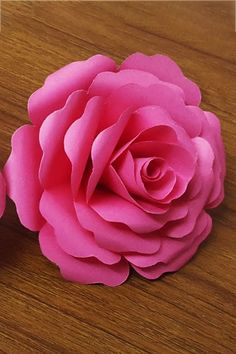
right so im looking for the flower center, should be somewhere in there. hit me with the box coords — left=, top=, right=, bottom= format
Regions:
left=142, top=158, right=166, bottom=182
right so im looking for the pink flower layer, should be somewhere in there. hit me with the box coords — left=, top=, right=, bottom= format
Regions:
left=4, top=53, right=225, bottom=286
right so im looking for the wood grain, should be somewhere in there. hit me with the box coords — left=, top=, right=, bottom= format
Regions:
left=0, top=2, right=235, bottom=353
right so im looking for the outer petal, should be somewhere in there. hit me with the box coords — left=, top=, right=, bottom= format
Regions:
left=3, top=125, right=44, bottom=231
left=89, top=69, right=184, bottom=100
left=75, top=197, right=161, bottom=254
left=90, top=188, right=188, bottom=235
left=133, top=212, right=212, bottom=279
left=39, top=185, right=120, bottom=265
left=0, top=172, right=6, bottom=217
left=204, top=112, right=225, bottom=178
left=120, top=53, right=201, bottom=106
left=126, top=211, right=210, bottom=268
left=39, top=90, right=88, bottom=189
left=203, top=112, right=226, bottom=208
left=28, top=54, right=116, bottom=126
left=39, top=223, right=129, bottom=286
left=165, top=138, right=215, bottom=238
left=105, top=84, right=201, bottom=137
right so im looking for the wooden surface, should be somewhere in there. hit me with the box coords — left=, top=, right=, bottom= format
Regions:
left=0, top=1, right=236, bottom=353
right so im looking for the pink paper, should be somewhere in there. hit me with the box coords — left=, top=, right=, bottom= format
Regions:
left=4, top=53, right=225, bottom=286
left=0, top=171, right=6, bottom=218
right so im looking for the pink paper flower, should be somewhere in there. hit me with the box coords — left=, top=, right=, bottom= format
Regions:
left=0, top=172, right=6, bottom=218
left=4, top=53, right=225, bottom=286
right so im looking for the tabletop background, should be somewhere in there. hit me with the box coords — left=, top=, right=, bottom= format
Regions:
left=0, top=1, right=235, bottom=353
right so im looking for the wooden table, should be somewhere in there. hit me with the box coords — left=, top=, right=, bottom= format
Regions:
left=0, top=2, right=235, bottom=353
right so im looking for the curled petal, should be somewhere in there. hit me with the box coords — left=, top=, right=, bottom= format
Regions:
left=3, top=125, right=44, bottom=231
left=86, top=108, right=132, bottom=201
left=145, top=170, right=177, bottom=200
left=39, top=90, right=88, bottom=189
left=135, top=157, right=176, bottom=200
left=39, top=223, right=129, bottom=286
left=130, top=141, right=195, bottom=182
left=121, top=106, right=196, bottom=157
left=120, top=53, right=201, bottom=106
left=114, top=150, right=142, bottom=196
left=141, top=157, right=167, bottom=182
left=115, top=150, right=177, bottom=202
left=102, top=164, right=168, bottom=214
left=29, top=54, right=116, bottom=126
left=64, top=96, right=104, bottom=197
left=116, top=106, right=177, bottom=150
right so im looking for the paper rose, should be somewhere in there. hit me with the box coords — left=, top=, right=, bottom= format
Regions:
left=4, top=53, right=225, bottom=286
left=0, top=171, right=6, bottom=218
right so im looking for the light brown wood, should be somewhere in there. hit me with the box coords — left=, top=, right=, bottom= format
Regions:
left=0, top=2, right=235, bottom=353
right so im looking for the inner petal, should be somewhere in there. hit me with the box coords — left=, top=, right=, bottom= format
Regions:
left=135, top=156, right=177, bottom=201
left=145, top=170, right=177, bottom=200
left=131, top=141, right=195, bottom=182
left=141, top=157, right=167, bottom=182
